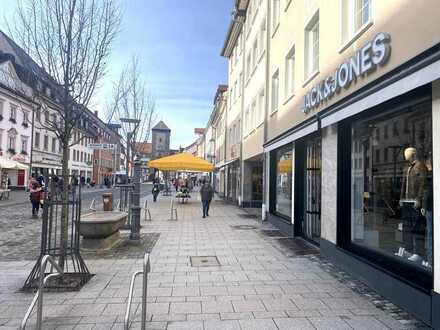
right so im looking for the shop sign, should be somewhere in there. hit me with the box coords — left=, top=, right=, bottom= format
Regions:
left=303, top=32, right=391, bottom=114
left=88, top=143, right=116, bottom=150
left=11, top=154, right=28, bottom=163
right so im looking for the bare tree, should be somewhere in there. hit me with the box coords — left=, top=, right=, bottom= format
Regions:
left=106, top=56, right=157, bottom=175
left=9, top=0, right=121, bottom=270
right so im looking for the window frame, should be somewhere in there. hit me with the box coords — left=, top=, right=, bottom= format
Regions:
left=271, top=69, right=280, bottom=114
left=284, top=45, right=296, bottom=100
left=304, top=11, right=320, bottom=80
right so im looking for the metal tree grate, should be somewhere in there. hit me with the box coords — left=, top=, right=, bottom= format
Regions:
left=190, top=256, right=220, bottom=267
left=23, top=176, right=92, bottom=291
left=230, top=225, right=257, bottom=230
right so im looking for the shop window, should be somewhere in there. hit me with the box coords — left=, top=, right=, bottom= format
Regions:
left=274, top=144, right=293, bottom=218
left=351, top=101, right=433, bottom=278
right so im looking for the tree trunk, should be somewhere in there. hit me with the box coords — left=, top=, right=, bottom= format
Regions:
left=58, top=133, right=70, bottom=270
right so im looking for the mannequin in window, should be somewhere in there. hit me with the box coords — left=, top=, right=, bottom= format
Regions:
left=400, top=147, right=427, bottom=262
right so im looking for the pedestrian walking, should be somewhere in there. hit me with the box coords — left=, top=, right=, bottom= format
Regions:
left=29, top=174, right=42, bottom=218
left=152, top=180, right=160, bottom=202
left=200, top=179, right=214, bottom=218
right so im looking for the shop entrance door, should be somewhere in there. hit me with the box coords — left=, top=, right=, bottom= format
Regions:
left=17, top=170, right=25, bottom=186
left=304, top=137, right=321, bottom=243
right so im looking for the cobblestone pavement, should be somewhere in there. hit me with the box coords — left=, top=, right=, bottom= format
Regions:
left=0, top=192, right=430, bottom=329
left=0, top=184, right=152, bottom=261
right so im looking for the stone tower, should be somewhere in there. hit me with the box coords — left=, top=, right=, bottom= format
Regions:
left=151, top=121, right=171, bottom=159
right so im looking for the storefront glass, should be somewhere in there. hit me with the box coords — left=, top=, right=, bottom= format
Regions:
left=275, top=144, right=293, bottom=218
left=351, top=101, right=433, bottom=273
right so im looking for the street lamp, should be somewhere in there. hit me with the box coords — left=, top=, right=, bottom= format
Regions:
left=120, top=118, right=141, bottom=178
left=120, top=117, right=141, bottom=242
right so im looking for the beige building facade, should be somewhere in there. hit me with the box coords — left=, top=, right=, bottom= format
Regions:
left=212, top=0, right=440, bottom=326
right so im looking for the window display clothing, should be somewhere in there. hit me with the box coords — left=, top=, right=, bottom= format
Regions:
left=400, top=159, right=427, bottom=259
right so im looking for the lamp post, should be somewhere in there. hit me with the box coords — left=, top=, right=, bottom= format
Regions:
left=131, top=154, right=141, bottom=241
left=120, top=117, right=141, bottom=242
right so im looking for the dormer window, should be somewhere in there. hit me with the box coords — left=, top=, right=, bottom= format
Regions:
left=45, top=111, right=50, bottom=124
left=45, top=86, right=51, bottom=97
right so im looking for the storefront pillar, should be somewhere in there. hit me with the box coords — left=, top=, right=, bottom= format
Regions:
left=321, top=124, right=338, bottom=244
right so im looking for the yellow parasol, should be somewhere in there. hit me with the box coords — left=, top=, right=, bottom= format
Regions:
left=277, top=158, right=293, bottom=174
left=148, top=153, right=214, bottom=172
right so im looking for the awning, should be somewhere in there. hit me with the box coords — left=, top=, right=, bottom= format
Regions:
left=0, top=158, right=28, bottom=170
left=148, top=153, right=214, bottom=172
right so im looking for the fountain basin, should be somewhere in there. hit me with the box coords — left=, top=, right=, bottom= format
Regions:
left=80, top=211, right=128, bottom=239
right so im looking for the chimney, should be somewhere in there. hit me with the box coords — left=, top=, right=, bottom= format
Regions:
left=94, top=111, right=98, bottom=116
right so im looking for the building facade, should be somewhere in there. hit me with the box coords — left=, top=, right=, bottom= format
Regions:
left=0, top=57, right=34, bottom=189
left=0, top=31, right=122, bottom=186
left=205, top=0, right=440, bottom=326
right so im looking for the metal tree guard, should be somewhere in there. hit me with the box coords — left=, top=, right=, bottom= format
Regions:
left=23, top=176, right=91, bottom=290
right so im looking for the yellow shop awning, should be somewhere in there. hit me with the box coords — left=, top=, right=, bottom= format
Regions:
left=148, top=153, right=214, bottom=172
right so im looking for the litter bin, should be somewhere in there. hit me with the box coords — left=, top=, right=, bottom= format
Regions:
left=102, top=193, right=113, bottom=211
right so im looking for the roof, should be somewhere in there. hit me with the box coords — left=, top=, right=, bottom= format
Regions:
left=0, top=30, right=56, bottom=87
left=220, top=0, right=249, bottom=58
left=134, top=142, right=152, bottom=155
left=194, top=128, right=205, bottom=135
left=152, top=120, right=170, bottom=131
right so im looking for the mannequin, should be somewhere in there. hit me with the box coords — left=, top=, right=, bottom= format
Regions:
left=400, top=147, right=427, bottom=262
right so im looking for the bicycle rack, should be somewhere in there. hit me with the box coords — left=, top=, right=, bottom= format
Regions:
left=169, top=199, right=178, bottom=221
left=143, top=199, right=152, bottom=221
left=124, top=253, right=151, bottom=330
left=21, top=255, right=64, bottom=330
left=89, top=198, right=96, bottom=212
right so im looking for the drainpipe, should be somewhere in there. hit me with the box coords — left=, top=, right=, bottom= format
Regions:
left=262, top=0, right=272, bottom=221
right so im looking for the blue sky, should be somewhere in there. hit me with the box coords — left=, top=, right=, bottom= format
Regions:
left=0, top=0, right=233, bottom=148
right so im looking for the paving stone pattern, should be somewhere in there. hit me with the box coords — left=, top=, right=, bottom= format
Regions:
left=0, top=191, right=430, bottom=329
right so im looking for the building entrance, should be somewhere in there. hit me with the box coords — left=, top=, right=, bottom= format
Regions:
left=304, top=136, right=322, bottom=243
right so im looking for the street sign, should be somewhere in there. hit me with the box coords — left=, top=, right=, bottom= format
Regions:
left=88, top=143, right=116, bottom=150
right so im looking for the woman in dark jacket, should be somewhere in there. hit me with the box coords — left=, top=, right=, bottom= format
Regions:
left=152, top=180, right=160, bottom=202
left=200, top=180, right=214, bottom=218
